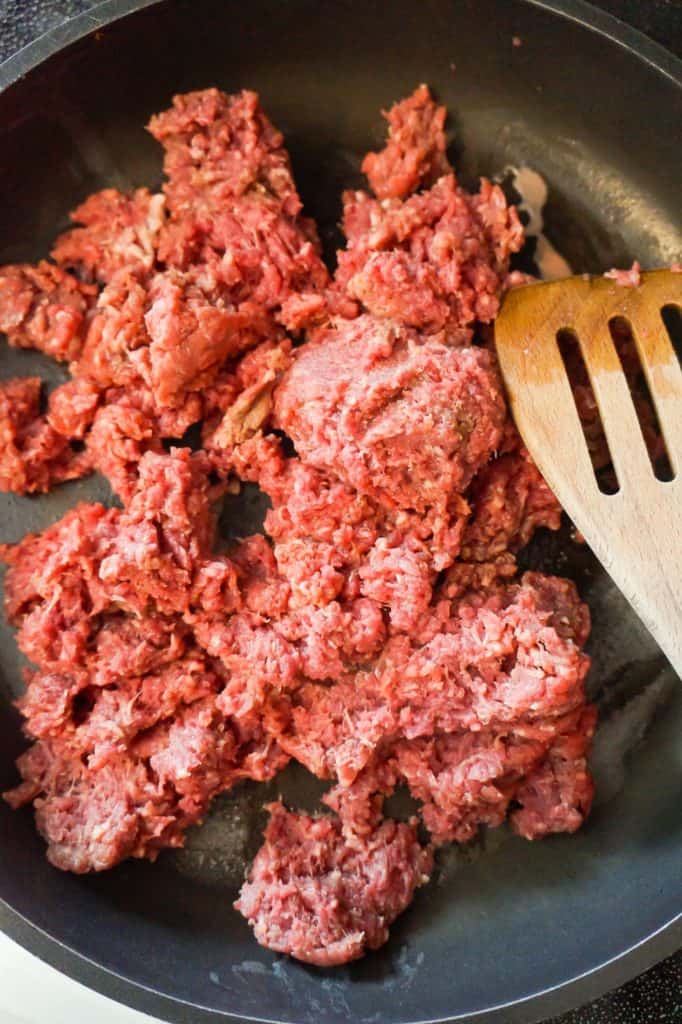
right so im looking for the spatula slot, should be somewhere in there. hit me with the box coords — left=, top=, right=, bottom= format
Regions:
left=608, top=316, right=673, bottom=482
left=556, top=327, right=619, bottom=494
left=661, top=303, right=682, bottom=366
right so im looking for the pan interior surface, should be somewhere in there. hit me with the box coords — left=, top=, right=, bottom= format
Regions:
left=0, top=2, right=680, bottom=1022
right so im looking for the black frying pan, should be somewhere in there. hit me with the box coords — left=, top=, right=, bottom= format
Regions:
left=0, top=2, right=680, bottom=1022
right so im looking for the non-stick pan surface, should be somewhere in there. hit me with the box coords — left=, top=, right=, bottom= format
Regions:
left=0, top=2, right=680, bottom=1022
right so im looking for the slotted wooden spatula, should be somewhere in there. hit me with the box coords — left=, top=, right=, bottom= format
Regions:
left=495, top=269, right=682, bottom=676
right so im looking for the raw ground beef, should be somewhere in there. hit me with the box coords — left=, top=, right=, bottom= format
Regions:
left=0, top=88, right=327, bottom=499
left=6, top=696, right=287, bottom=873
left=361, top=83, right=450, bottom=200
left=460, top=446, right=562, bottom=561
left=47, top=378, right=101, bottom=440
left=263, top=573, right=590, bottom=787
left=2, top=450, right=288, bottom=873
left=52, top=188, right=166, bottom=284
left=603, top=260, right=642, bottom=288
left=235, top=802, right=432, bottom=966
left=335, top=171, right=524, bottom=342
left=1, top=85, right=597, bottom=966
left=0, top=377, right=91, bottom=494
left=273, top=315, right=506, bottom=511
left=147, top=88, right=333, bottom=327
left=0, top=261, right=96, bottom=362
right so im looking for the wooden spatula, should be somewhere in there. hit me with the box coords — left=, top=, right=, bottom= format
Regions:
left=495, top=269, right=682, bottom=676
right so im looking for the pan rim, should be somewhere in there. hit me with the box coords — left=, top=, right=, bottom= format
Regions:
left=1, top=0, right=682, bottom=94
left=1, top=896, right=681, bottom=1024
left=0, top=1, right=680, bottom=1022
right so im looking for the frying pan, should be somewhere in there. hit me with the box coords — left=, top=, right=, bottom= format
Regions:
left=0, top=1, right=680, bottom=1022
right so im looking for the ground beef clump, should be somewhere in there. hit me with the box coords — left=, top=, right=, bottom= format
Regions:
left=52, top=188, right=166, bottom=284
left=235, top=802, right=432, bottom=966
left=336, top=134, right=524, bottom=341
left=460, top=446, right=562, bottom=561
left=0, top=261, right=96, bottom=363
left=2, top=450, right=288, bottom=873
left=274, top=315, right=506, bottom=511
left=0, top=378, right=91, bottom=494
left=1, top=85, right=596, bottom=967
left=0, top=88, right=325, bottom=498
left=362, top=83, right=451, bottom=199
left=6, top=694, right=286, bottom=874
left=147, top=88, right=333, bottom=327
left=264, top=573, right=591, bottom=787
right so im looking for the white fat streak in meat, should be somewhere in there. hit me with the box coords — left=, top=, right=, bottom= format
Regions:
left=509, top=166, right=573, bottom=281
